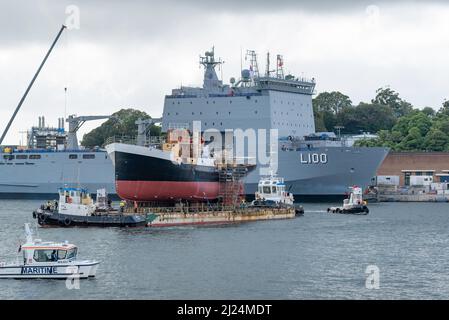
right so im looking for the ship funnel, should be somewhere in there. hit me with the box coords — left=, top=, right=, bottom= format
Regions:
left=58, top=117, right=64, bottom=130
left=38, top=116, right=41, bottom=128
left=42, top=116, right=45, bottom=128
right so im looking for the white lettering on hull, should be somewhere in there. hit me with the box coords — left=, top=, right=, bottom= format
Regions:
left=300, top=153, right=328, bottom=164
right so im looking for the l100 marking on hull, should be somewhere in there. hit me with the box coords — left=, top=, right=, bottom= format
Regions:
left=300, top=153, right=328, bottom=164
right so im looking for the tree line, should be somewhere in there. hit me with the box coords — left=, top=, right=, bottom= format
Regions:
left=313, top=88, right=449, bottom=152
left=81, top=108, right=161, bottom=148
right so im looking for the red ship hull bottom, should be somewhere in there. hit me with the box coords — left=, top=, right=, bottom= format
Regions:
left=116, top=180, right=220, bottom=201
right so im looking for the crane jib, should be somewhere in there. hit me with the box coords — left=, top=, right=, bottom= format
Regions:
left=0, top=25, right=67, bottom=145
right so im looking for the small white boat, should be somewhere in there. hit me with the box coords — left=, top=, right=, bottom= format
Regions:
left=252, top=172, right=304, bottom=214
left=327, top=186, right=369, bottom=215
left=0, top=223, right=100, bottom=279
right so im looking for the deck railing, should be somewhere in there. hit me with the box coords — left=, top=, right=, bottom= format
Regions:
left=103, top=135, right=165, bottom=147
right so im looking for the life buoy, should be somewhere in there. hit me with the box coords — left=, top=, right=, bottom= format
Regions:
left=38, top=214, right=47, bottom=224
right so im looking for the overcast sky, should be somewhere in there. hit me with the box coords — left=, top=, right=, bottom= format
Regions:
left=1, top=0, right=448, bottom=145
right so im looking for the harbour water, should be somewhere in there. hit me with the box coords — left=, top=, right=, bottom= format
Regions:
left=1, top=200, right=448, bottom=299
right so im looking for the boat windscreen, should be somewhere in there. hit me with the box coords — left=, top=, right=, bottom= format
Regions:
left=66, top=248, right=77, bottom=259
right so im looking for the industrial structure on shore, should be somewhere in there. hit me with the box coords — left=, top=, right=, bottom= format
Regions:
left=375, top=152, right=449, bottom=202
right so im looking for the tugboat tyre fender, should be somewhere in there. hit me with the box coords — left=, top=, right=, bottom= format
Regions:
left=64, top=218, right=72, bottom=227
left=38, top=214, right=47, bottom=224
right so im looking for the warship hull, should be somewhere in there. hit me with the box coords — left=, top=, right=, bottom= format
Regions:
left=1, top=145, right=388, bottom=200
left=245, top=146, right=389, bottom=200
left=107, top=143, right=388, bottom=201
left=107, top=143, right=221, bottom=202
left=0, top=150, right=115, bottom=199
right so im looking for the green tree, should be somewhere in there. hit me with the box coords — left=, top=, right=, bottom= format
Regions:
left=313, top=91, right=352, bottom=114
left=372, top=87, right=413, bottom=118
left=406, top=112, right=432, bottom=136
left=313, top=91, right=352, bottom=131
left=433, top=114, right=449, bottom=136
left=391, top=111, right=432, bottom=137
left=423, top=129, right=449, bottom=151
left=81, top=108, right=161, bottom=147
left=398, top=127, right=424, bottom=151
left=421, top=107, right=436, bottom=117
left=313, top=106, right=327, bottom=132
left=437, top=100, right=449, bottom=116
left=337, top=103, right=396, bottom=134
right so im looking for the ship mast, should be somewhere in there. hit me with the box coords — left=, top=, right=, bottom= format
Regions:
left=0, top=25, right=66, bottom=145
left=276, top=54, right=284, bottom=79
left=199, top=47, right=223, bottom=89
left=245, top=50, right=260, bottom=81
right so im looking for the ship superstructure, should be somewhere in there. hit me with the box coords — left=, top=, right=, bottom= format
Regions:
left=0, top=116, right=115, bottom=198
left=160, top=48, right=389, bottom=199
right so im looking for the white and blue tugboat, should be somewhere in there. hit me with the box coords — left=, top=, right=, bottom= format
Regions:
left=32, top=187, right=148, bottom=228
left=327, top=186, right=369, bottom=215
left=251, top=172, right=304, bottom=215
left=0, top=224, right=100, bottom=279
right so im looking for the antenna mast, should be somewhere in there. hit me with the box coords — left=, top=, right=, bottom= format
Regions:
left=276, top=54, right=284, bottom=79
left=245, top=50, right=260, bottom=82
left=265, top=52, right=270, bottom=77
left=0, top=25, right=66, bottom=145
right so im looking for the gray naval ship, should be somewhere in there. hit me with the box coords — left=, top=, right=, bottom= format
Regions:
left=0, top=116, right=115, bottom=199
left=160, top=49, right=389, bottom=200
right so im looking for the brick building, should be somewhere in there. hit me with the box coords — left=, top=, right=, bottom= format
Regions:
left=377, top=152, right=449, bottom=186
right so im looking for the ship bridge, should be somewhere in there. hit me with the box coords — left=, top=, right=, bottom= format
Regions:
left=162, top=48, right=316, bottom=139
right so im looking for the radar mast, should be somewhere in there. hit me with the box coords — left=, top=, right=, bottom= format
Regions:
left=199, top=47, right=223, bottom=89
